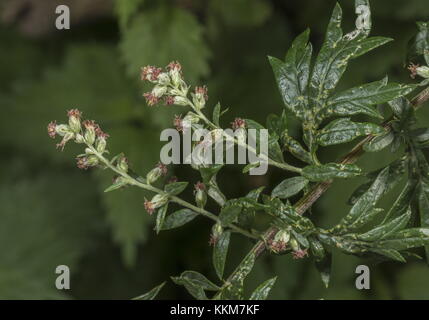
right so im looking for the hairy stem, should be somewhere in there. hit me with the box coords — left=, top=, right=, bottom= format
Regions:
left=88, top=145, right=258, bottom=240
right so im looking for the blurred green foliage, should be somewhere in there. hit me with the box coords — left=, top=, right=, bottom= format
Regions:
left=1, top=0, right=429, bottom=299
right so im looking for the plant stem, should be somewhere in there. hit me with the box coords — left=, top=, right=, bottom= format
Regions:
left=88, top=145, right=258, bottom=240
left=216, top=85, right=429, bottom=296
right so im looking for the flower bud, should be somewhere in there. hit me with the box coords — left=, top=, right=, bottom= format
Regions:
left=96, top=136, right=107, bottom=153
left=289, top=238, right=299, bottom=252
left=157, top=72, right=170, bottom=85
left=75, top=134, right=85, bottom=144
left=55, top=124, right=72, bottom=136
left=209, top=223, right=223, bottom=246
left=194, top=182, right=207, bottom=208
left=152, top=85, right=168, bottom=98
left=67, top=109, right=82, bottom=133
left=417, top=66, right=429, bottom=79
left=86, top=155, right=99, bottom=166
left=84, top=128, right=96, bottom=145
left=146, top=163, right=168, bottom=184
left=117, top=156, right=129, bottom=173
left=173, top=95, right=189, bottom=106
left=144, top=194, right=168, bottom=215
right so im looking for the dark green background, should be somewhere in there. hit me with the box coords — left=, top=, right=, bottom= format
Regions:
left=1, top=0, right=429, bottom=299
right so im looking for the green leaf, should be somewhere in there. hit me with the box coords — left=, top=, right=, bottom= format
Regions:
left=369, top=248, right=406, bottom=263
left=213, top=231, right=231, bottom=280
left=213, top=103, right=221, bottom=126
left=302, top=163, right=361, bottom=182
left=339, top=167, right=388, bottom=229
left=268, top=136, right=284, bottom=162
left=120, top=6, right=210, bottom=82
left=155, top=203, right=169, bottom=234
left=418, top=184, right=429, bottom=264
left=325, top=77, right=415, bottom=120
left=221, top=253, right=256, bottom=299
left=161, top=209, right=198, bottom=230
left=358, top=210, right=411, bottom=242
left=271, top=176, right=309, bottom=199
left=179, top=271, right=220, bottom=291
left=268, top=28, right=312, bottom=119
left=114, top=0, right=145, bottom=29
left=363, top=131, right=395, bottom=152
left=407, top=21, right=429, bottom=64
left=219, top=201, right=243, bottom=226
left=282, top=135, right=312, bottom=164
left=375, top=228, right=429, bottom=251
left=317, top=118, right=384, bottom=146
left=164, top=182, right=188, bottom=196
left=103, top=179, right=128, bottom=193
left=314, top=251, right=332, bottom=288
left=249, top=277, right=277, bottom=300
left=171, top=271, right=220, bottom=299
left=383, top=182, right=418, bottom=223
left=132, top=282, right=165, bottom=300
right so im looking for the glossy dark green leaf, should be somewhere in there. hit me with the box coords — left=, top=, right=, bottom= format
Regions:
left=268, top=28, right=311, bottom=119
left=171, top=276, right=207, bottom=300
left=271, top=176, right=309, bottom=199
left=282, top=134, right=312, bottom=164
left=164, top=181, right=188, bottom=196
left=244, top=119, right=265, bottom=130
left=339, top=167, right=388, bottom=228
left=222, top=253, right=256, bottom=300
left=314, top=250, right=332, bottom=288
left=325, top=77, right=414, bottom=120
left=132, top=282, right=166, bottom=300
left=302, top=163, right=361, bottom=182
left=317, top=118, right=384, bottom=146
left=161, top=209, right=198, bottom=230
left=268, top=136, right=284, bottom=162
left=219, top=201, right=242, bottom=226
left=375, top=228, right=429, bottom=251
left=180, top=271, right=220, bottom=291
left=383, top=182, right=417, bottom=223
left=213, top=231, right=231, bottom=280
left=418, top=184, right=429, bottom=264
left=358, top=210, right=411, bottom=242
left=155, top=203, right=169, bottom=234
left=363, top=131, right=395, bottom=152
left=249, top=277, right=277, bottom=300
left=407, top=21, right=429, bottom=64
left=369, top=248, right=406, bottom=263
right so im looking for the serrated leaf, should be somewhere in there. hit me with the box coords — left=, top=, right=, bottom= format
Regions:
left=213, top=231, right=231, bottom=280
left=120, top=6, right=209, bottom=82
left=155, top=203, right=169, bottom=234
left=302, top=163, right=361, bottom=182
left=317, top=118, right=384, bottom=146
left=271, top=176, right=309, bottom=199
left=164, top=181, right=188, bottom=196
left=249, top=277, right=277, bottom=300
left=161, top=209, right=198, bottom=230
left=132, top=282, right=165, bottom=300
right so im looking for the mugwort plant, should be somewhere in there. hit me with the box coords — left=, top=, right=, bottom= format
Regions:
left=48, top=0, right=429, bottom=299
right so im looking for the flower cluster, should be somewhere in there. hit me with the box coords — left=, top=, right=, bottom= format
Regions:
left=140, top=61, right=208, bottom=111
left=47, top=109, right=109, bottom=170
